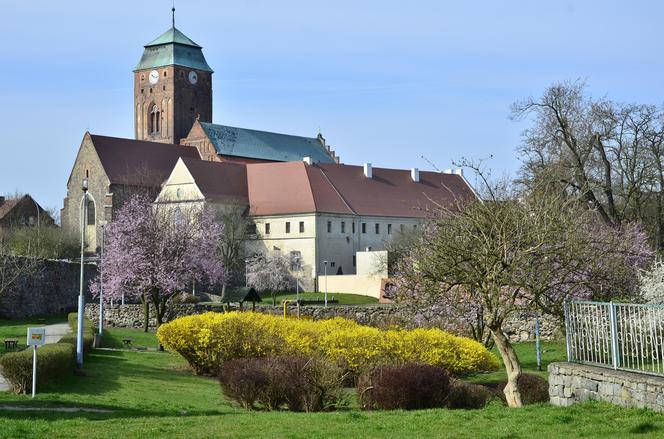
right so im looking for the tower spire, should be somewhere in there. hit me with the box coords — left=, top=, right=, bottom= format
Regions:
left=172, top=4, right=175, bottom=28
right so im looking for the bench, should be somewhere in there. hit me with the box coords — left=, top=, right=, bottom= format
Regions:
left=4, top=339, right=19, bottom=350
left=122, top=338, right=133, bottom=348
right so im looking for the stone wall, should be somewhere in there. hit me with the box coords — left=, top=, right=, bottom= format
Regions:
left=0, top=258, right=97, bottom=318
left=549, top=362, right=664, bottom=412
left=85, top=302, right=562, bottom=342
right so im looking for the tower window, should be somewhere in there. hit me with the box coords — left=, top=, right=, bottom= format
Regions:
left=149, top=104, right=161, bottom=134
left=163, top=71, right=167, bottom=77
left=180, top=71, right=184, bottom=78
left=86, top=200, right=95, bottom=226
left=162, top=86, right=165, bottom=91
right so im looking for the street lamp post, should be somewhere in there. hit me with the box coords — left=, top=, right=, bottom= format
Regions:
left=294, top=257, right=301, bottom=303
left=98, top=221, right=107, bottom=337
left=323, top=260, right=328, bottom=307
left=76, top=179, right=89, bottom=368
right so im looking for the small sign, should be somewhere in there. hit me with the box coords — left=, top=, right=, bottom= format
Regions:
left=27, top=328, right=46, bottom=347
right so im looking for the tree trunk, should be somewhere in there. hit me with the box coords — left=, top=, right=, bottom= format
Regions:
left=490, top=325, right=523, bottom=408
left=271, top=291, right=276, bottom=306
left=141, top=293, right=149, bottom=333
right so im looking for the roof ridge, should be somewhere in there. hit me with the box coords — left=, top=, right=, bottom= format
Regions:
left=314, top=164, right=357, bottom=215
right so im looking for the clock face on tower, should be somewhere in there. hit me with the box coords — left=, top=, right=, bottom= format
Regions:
left=149, top=70, right=159, bottom=85
left=188, top=71, right=198, bottom=85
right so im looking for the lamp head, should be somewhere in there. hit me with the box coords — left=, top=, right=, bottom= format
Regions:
left=82, top=178, right=89, bottom=192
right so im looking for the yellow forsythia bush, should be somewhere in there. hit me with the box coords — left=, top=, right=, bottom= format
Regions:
left=157, top=312, right=499, bottom=376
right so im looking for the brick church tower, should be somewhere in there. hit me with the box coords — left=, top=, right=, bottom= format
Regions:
left=134, top=17, right=213, bottom=144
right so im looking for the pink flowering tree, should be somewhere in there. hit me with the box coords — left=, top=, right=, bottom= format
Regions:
left=246, top=252, right=295, bottom=305
left=394, top=179, right=653, bottom=408
left=90, top=194, right=225, bottom=330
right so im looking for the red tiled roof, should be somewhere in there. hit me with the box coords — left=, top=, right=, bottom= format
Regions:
left=90, top=135, right=200, bottom=187
left=246, top=162, right=317, bottom=216
left=181, top=159, right=248, bottom=205
left=240, top=162, right=475, bottom=217
left=0, top=198, right=20, bottom=220
left=315, top=164, right=475, bottom=217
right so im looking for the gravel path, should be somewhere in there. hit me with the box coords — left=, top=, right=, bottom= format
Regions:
left=0, top=322, right=70, bottom=392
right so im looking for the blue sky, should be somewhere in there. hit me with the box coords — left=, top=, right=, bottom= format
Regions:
left=2, top=0, right=664, bottom=213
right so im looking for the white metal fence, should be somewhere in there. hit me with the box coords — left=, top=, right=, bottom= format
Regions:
left=565, top=300, right=664, bottom=376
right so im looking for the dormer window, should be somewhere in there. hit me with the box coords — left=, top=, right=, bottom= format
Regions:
left=149, top=104, right=161, bottom=134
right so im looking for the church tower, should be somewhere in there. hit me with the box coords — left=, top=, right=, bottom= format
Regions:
left=134, top=15, right=213, bottom=144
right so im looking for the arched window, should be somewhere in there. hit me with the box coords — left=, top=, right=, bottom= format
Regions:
left=87, top=200, right=96, bottom=226
left=149, top=104, right=160, bottom=134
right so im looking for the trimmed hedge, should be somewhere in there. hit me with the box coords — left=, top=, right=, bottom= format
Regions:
left=0, top=343, right=75, bottom=394
left=157, top=312, right=500, bottom=376
left=447, top=381, right=494, bottom=409
left=62, top=313, right=96, bottom=354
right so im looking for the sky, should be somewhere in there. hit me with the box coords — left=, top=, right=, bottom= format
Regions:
left=1, top=0, right=664, bottom=213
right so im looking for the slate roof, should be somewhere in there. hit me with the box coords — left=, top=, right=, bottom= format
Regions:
left=89, top=134, right=200, bottom=187
left=135, top=26, right=213, bottom=72
left=199, top=122, right=336, bottom=164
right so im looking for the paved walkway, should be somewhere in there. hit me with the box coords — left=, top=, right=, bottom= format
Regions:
left=0, top=322, right=70, bottom=392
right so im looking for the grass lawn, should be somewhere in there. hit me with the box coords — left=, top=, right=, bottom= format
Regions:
left=466, top=341, right=568, bottom=386
left=0, top=315, right=67, bottom=356
left=265, top=292, right=379, bottom=306
left=0, top=324, right=662, bottom=438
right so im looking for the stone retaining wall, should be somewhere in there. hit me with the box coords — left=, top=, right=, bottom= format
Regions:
left=549, top=362, right=664, bottom=412
left=85, top=302, right=562, bottom=342
left=0, top=258, right=96, bottom=318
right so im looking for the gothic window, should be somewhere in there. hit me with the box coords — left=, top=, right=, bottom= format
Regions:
left=87, top=200, right=95, bottom=226
left=149, top=104, right=160, bottom=134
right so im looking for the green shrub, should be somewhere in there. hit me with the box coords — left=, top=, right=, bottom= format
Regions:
left=64, top=312, right=96, bottom=355
left=0, top=343, right=75, bottom=394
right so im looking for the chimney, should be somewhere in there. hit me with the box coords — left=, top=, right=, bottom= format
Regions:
left=303, top=156, right=312, bottom=165
left=443, top=169, right=453, bottom=174
left=363, top=163, right=372, bottom=179
left=411, top=168, right=420, bottom=182
left=454, top=169, right=464, bottom=176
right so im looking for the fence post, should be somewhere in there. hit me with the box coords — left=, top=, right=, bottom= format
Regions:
left=564, top=300, right=573, bottom=362
left=608, top=301, right=620, bottom=369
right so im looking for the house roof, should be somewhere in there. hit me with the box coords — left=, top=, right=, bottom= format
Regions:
left=180, top=158, right=248, bottom=205
left=135, top=26, right=213, bottom=72
left=90, top=134, right=200, bottom=187
left=0, top=198, right=20, bottom=220
left=199, top=122, right=336, bottom=164
left=244, top=161, right=475, bottom=217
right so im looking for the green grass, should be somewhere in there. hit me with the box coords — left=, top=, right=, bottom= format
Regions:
left=0, top=326, right=662, bottom=438
left=100, top=328, right=160, bottom=350
left=466, top=341, right=567, bottom=386
left=265, top=292, right=379, bottom=306
left=0, top=315, right=66, bottom=356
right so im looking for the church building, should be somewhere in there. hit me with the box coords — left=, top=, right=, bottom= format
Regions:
left=61, top=18, right=477, bottom=292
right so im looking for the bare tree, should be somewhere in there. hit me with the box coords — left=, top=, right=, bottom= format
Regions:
left=393, top=165, right=653, bottom=407
left=246, top=252, right=295, bottom=305
left=512, top=80, right=664, bottom=249
left=213, top=204, right=249, bottom=294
